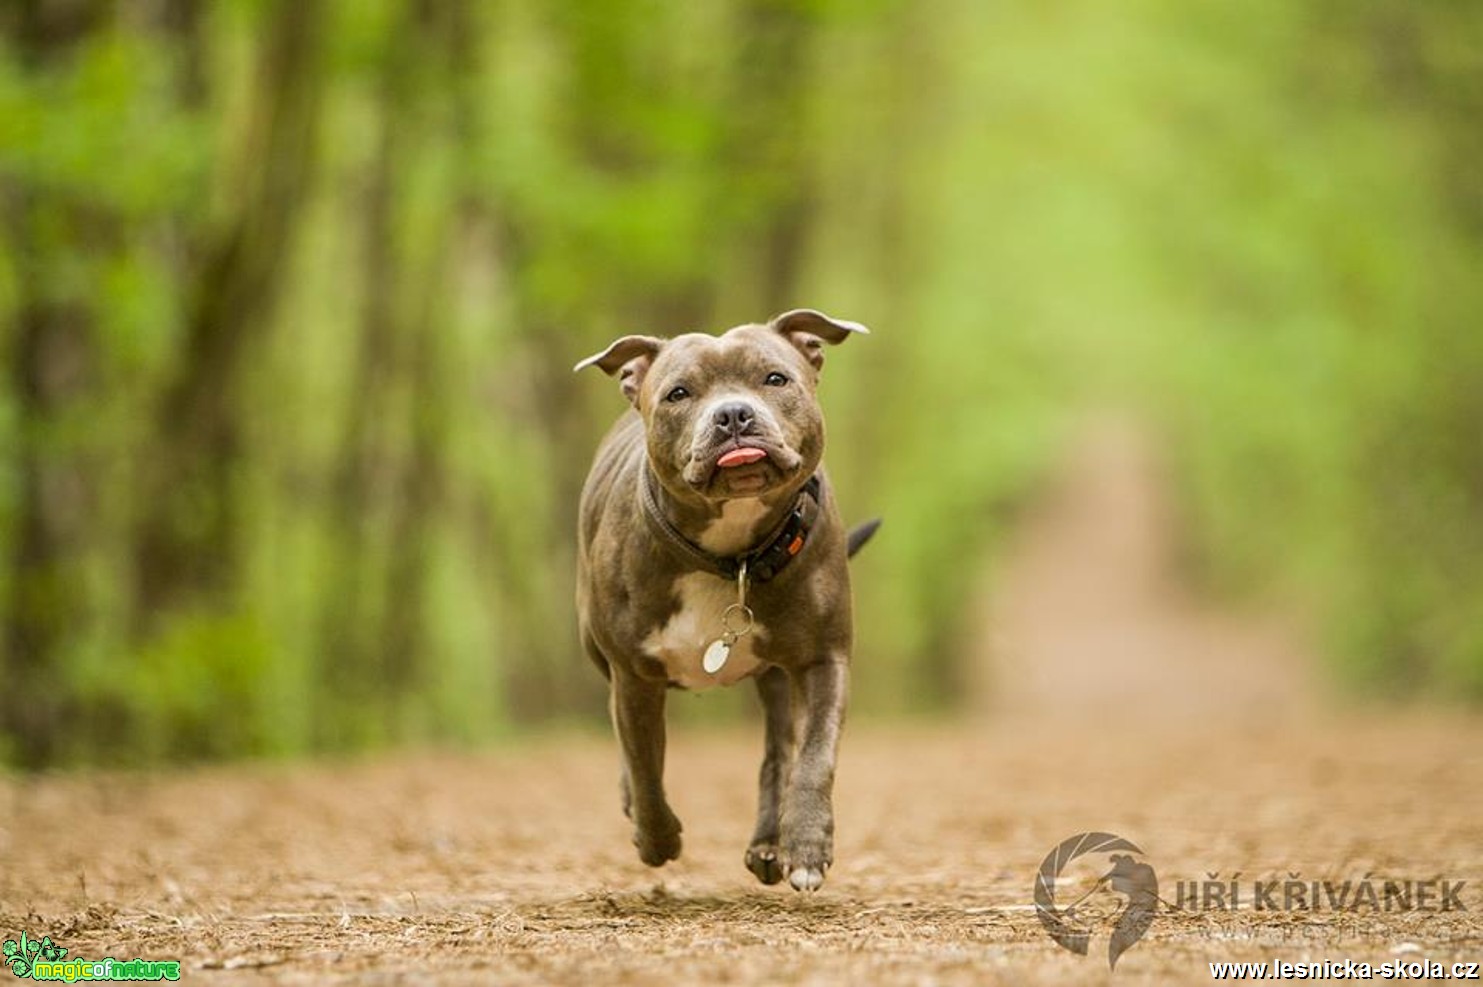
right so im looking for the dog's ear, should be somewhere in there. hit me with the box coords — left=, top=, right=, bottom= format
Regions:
left=574, top=335, right=664, bottom=406
left=768, top=309, right=869, bottom=371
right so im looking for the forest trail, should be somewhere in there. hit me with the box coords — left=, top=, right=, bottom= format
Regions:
left=977, top=414, right=1315, bottom=726
left=4, top=419, right=1480, bottom=985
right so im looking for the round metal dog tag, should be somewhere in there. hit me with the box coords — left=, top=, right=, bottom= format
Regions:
left=703, top=638, right=731, bottom=674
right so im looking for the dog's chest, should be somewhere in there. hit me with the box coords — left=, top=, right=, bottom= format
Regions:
left=642, top=572, right=766, bottom=689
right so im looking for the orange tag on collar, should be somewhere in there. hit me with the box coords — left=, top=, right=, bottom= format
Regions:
left=788, top=535, right=805, bottom=556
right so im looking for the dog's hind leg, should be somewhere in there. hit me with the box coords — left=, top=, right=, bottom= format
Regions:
left=744, top=664, right=793, bottom=885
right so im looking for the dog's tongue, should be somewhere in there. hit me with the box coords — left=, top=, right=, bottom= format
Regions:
left=717, top=447, right=767, bottom=468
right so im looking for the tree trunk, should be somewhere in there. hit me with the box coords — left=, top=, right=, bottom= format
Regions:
left=0, top=0, right=113, bottom=767
left=727, top=0, right=819, bottom=314
left=133, top=0, right=325, bottom=626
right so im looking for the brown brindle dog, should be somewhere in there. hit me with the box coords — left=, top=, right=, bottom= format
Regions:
left=574, top=309, right=874, bottom=891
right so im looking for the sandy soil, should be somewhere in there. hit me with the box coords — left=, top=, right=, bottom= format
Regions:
left=3, top=421, right=1480, bottom=984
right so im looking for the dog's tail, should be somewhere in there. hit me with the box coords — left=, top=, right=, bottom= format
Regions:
left=846, top=518, right=882, bottom=559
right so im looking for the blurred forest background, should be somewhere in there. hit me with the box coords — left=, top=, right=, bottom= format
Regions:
left=2, top=0, right=1480, bottom=768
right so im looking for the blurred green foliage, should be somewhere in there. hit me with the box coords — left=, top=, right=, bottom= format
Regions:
left=1, top=0, right=1479, bottom=767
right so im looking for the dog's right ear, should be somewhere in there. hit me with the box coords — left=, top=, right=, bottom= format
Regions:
left=574, top=335, right=664, bottom=406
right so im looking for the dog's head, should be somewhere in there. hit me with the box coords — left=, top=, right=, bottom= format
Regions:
left=576, top=309, right=867, bottom=503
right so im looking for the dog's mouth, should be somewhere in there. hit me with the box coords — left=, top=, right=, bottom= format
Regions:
left=716, top=446, right=768, bottom=469
left=713, top=445, right=771, bottom=494
left=682, top=441, right=800, bottom=497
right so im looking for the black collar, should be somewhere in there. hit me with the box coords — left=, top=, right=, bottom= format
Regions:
left=641, top=468, right=822, bottom=583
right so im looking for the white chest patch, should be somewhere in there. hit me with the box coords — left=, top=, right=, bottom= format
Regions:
left=698, top=498, right=769, bottom=556
left=642, top=572, right=766, bottom=690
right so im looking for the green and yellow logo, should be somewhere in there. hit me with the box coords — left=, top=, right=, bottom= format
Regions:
left=3, top=932, right=179, bottom=982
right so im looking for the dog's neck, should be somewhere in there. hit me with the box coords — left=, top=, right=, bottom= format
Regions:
left=640, top=466, right=820, bottom=580
left=695, top=497, right=778, bottom=556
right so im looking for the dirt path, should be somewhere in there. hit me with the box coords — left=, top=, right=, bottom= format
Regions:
left=3, top=421, right=1481, bottom=985
left=979, top=416, right=1315, bottom=727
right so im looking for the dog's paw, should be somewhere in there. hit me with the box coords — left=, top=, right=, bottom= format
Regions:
left=788, top=865, right=826, bottom=892
left=781, top=837, right=832, bottom=893
left=744, top=842, right=786, bottom=885
left=633, top=811, right=683, bottom=867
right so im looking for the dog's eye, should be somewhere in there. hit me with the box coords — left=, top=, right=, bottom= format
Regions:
left=664, top=386, right=691, bottom=403
left=764, top=372, right=789, bottom=387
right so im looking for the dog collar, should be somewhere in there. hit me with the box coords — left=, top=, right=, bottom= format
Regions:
left=641, top=468, right=822, bottom=583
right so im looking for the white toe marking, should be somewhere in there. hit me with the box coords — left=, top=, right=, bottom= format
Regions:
left=789, top=867, right=824, bottom=892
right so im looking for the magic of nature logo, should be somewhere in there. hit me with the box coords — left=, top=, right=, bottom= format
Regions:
left=3, top=931, right=180, bottom=982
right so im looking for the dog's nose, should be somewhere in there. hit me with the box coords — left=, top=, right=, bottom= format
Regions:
left=711, top=401, right=756, bottom=436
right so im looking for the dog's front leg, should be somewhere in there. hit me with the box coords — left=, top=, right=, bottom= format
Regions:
left=745, top=665, right=793, bottom=884
left=780, top=656, right=848, bottom=891
left=609, top=665, right=682, bottom=866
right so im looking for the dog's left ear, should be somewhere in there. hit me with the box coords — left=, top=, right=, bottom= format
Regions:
left=769, top=309, right=869, bottom=371
left=574, top=335, right=665, bottom=406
